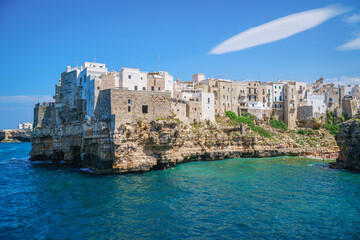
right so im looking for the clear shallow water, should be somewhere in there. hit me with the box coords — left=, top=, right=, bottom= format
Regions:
left=1, top=143, right=360, bottom=239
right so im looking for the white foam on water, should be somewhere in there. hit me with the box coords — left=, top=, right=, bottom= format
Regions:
left=79, top=168, right=95, bottom=173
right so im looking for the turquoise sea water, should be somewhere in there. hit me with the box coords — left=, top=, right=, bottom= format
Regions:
left=1, top=143, right=360, bottom=239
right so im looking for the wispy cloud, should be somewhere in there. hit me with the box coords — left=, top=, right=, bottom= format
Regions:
left=325, top=76, right=360, bottom=86
left=338, top=36, right=360, bottom=50
left=210, top=5, right=350, bottom=54
left=338, top=12, right=360, bottom=50
left=0, top=95, right=53, bottom=104
left=343, top=13, right=360, bottom=24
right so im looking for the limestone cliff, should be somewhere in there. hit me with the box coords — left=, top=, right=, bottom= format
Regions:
left=0, top=129, right=31, bottom=142
left=30, top=106, right=338, bottom=174
left=329, top=120, right=360, bottom=170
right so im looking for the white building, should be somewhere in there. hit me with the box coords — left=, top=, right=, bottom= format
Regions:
left=192, top=73, right=205, bottom=83
left=18, top=122, right=33, bottom=130
left=119, top=67, right=148, bottom=91
left=147, top=71, right=174, bottom=97
left=176, top=89, right=215, bottom=122
left=79, top=62, right=108, bottom=116
left=307, top=93, right=327, bottom=116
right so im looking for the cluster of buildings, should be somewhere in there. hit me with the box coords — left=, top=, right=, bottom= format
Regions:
left=49, top=62, right=360, bottom=130
left=18, top=122, right=33, bottom=131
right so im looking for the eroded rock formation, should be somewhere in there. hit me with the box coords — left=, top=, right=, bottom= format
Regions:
left=329, top=120, right=360, bottom=170
left=0, top=129, right=31, bottom=142
left=30, top=105, right=339, bottom=174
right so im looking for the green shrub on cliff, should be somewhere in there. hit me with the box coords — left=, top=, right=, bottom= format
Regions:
left=225, top=111, right=271, bottom=138
left=269, top=119, right=287, bottom=131
left=322, top=123, right=339, bottom=136
left=297, top=129, right=307, bottom=135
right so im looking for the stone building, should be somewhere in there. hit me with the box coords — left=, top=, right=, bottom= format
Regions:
left=325, top=87, right=341, bottom=112
left=147, top=71, right=174, bottom=97
left=95, top=89, right=171, bottom=130
left=171, top=89, right=215, bottom=123
left=343, top=96, right=359, bottom=118
left=284, top=82, right=297, bottom=129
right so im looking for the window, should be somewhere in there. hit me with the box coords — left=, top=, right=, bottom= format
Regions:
left=128, top=75, right=131, bottom=79
left=141, top=77, right=143, bottom=80
left=134, top=86, right=138, bottom=90
left=279, top=96, right=282, bottom=101
left=151, top=86, right=154, bottom=91
left=223, top=86, right=225, bottom=89
left=142, top=105, right=148, bottom=114
left=128, top=99, right=131, bottom=104
left=279, top=86, right=281, bottom=89
left=268, top=89, right=270, bottom=94
left=263, top=97, right=265, bottom=102
left=80, top=78, right=82, bottom=85
left=227, top=103, right=230, bottom=107
left=268, top=98, right=270, bottom=102
left=97, top=87, right=100, bottom=90
left=223, top=95, right=225, bottom=99
left=128, top=106, right=131, bottom=112
left=143, top=87, right=146, bottom=90
left=275, top=86, right=277, bottom=89
left=254, top=96, right=257, bottom=101
left=228, top=87, right=230, bottom=92
left=227, top=96, right=229, bottom=100
left=249, top=96, right=251, bottom=101
left=336, top=92, right=338, bottom=94
left=280, top=105, right=282, bottom=108
left=208, top=98, right=210, bottom=104
left=275, top=97, right=277, bottom=101
left=275, top=104, right=277, bottom=109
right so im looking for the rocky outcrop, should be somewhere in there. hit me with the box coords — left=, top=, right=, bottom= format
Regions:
left=329, top=120, right=360, bottom=170
left=0, top=129, right=31, bottom=142
left=30, top=110, right=338, bottom=174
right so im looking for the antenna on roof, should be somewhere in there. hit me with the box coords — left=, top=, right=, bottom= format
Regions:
left=157, top=53, right=160, bottom=71
left=93, top=57, right=96, bottom=63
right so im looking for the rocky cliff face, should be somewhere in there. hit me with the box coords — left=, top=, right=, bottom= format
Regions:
left=31, top=111, right=339, bottom=174
left=329, top=120, right=360, bottom=170
left=0, top=129, right=31, bottom=142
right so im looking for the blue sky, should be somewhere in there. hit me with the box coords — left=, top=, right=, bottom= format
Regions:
left=0, top=0, right=359, bottom=129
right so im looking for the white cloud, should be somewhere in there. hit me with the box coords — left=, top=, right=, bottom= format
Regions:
left=338, top=35, right=360, bottom=50
left=0, top=95, right=53, bottom=104
left=325, top=76, right=360, bottom=86
left=343, top=13, right=360, bottom=24
left=210, top=5, right=350, bottom=54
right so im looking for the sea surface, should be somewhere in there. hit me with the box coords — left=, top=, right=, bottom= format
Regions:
left=1, top=143, right=360, bottom=239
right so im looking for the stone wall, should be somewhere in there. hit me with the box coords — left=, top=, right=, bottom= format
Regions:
left=297, top=106, right=313, bottom=120
left=96, top=89, right=172, bottom=130
left=171, top=102, right=187, bottom=122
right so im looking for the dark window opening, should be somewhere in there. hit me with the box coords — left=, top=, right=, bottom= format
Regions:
left=128, top=99, right=131, bottom=104
left=142, top=105, right=148, bottom=114
left=128, top=106, right=131, bottom=112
